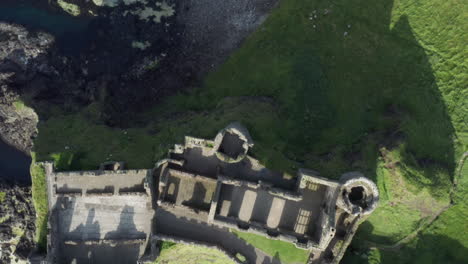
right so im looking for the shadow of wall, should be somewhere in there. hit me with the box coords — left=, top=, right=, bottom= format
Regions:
left=249, top=0, right=458, bottom=262
left=280, top=0, right=456, bottom=196
left=57, top=204, right=147, bottom=264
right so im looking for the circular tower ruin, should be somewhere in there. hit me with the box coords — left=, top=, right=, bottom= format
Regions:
left=337, top=172, right=379, bottom=216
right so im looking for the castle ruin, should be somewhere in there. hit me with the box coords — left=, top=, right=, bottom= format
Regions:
left=44, top=122, right=379, bottom=264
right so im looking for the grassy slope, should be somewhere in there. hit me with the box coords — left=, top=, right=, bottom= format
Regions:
left=155, top=243, right=235, bottom=264
left=30, top=157, right=48, bottom=251
left=232, top=230, right=309, bottom=264
left=34, top=98, right=281, bottom=170
left=31, top=0, right=467, bottom=263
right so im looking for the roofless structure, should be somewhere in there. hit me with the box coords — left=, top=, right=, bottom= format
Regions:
left=44, top=122, right=378, bottom=264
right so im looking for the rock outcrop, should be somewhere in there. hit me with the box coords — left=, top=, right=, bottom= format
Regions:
left=0, top=23, right=52, bottom=153
left=0, top=178, right=36, bottom=263
left=0, top=103, right=38, bottom=154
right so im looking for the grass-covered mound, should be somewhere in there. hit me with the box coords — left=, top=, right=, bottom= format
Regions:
left=155, top=242, right=235, bottom=264
left=31, top=0, right=467, bottom=263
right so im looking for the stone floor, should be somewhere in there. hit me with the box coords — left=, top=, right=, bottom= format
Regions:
left=47, top=164, right=154, bottom=264
left=57, top=196, right=151, bottom=241
left=55, top=170, right=149, bottom=194
left=60, top=242, right=143, bottom=264
left=182, top=147, right=219, bottom=177
left=163, top=171, right=217, bottom=211
left=217, top=183, right=327, bottom=237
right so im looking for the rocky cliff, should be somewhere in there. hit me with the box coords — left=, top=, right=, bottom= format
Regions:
left=0, top=179, right=36, bottom=263
left=0, top=23, right=50, bottom=152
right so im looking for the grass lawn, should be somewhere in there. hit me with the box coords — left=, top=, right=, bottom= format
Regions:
left=30, top=0, right=466, bottom=262
left=345, top=154, right=468, bottom=263
left=30, top=156, right=48, bottom=251
left=231, top=230, right=310, bottom=264
left=155, top=243, right=235, bottom=264
left=34, top=97, right=283, bottom=170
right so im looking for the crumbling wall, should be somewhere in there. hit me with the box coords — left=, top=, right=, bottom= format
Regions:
left=314, top=187, right=338, bottom=250
left=218, top=175, right=301, bottom=201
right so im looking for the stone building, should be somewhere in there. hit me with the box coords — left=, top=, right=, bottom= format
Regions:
left=154, top=122, right=379, bottom=263
left=44, top=122, right=379, bottom=264
left=44, top=165, right=155, bottom=263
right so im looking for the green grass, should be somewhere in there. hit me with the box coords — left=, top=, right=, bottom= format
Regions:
left=345, top=155, right=468, bottom=263
left=13, top=100, right=26, bottom=111
left=231, top=230, right=310, bottom=264
left=0, top=191, right=5, bottom=203
left=355, top=148, right=450, bottom=245
left=155, top=243, right=235, bottom=264
left=160, top=241, right=176, bottom=251
left=0, top=215, right=9, bottom=224
left=166, top=0, right=465, bottom=186
left=12, top=225, right=25, bottom=237
left=30, top=157, right=48, bottom=252
left=30, top=0, right=467, bottom=262
left=34, top=97, right=285, bottom=171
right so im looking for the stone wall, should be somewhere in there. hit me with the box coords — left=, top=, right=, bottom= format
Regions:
left=45, top=164, right=155, bottom=264
left=218, top=174, right=301, bottom=201
left=314, top=187, right=339, bottom=250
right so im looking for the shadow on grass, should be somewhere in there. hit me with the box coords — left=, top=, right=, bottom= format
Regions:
left=261, top=252, right=282, bottom=264
left=343, top=218, right=468, bottom=264
left=51, top=151, right=87, bottom=171
left=280, top=0, right=457, bottom=199
left=352, top=221, right=396, bottom=246
left=37, top=212, right=48, bottom=252
left=176, top=0, right=458, bottom=200
left=343, top=233, right=468, bottom=264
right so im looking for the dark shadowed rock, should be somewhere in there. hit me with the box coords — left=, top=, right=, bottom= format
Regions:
left=0, top=178, right=36, bottom=263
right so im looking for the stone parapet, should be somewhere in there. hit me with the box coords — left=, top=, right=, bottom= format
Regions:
left=159, top=202, right=210, bottom=220
left=63, top=238, right=146, bottom=246
left=218, top=174, right=301, bottom=201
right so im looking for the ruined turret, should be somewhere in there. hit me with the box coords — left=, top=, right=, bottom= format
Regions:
left=213, top=122, right=253, bottom=163
left=337, top=172, right=379, bottom=216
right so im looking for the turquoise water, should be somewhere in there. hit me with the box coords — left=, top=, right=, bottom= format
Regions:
left=0, top=1, right=94, bottom=55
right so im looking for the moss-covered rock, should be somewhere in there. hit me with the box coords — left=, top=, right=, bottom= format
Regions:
left=57, top=0, right=81, bottom=16
left=0, top=179, right=36, bottom=262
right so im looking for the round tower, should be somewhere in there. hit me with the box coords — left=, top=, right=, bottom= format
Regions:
left=336, top=172, right=379, bottom=216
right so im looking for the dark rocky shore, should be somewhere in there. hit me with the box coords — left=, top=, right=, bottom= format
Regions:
left=0, top=178, right=36, bottom=263
left=0, top=0, right=280, bottom=126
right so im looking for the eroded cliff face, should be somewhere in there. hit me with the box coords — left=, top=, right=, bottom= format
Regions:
left=0, top=179, right=36, bottom=263
left=0, top=104, right=38, bottom=155
left=0, top=23, right=49, bottom=153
